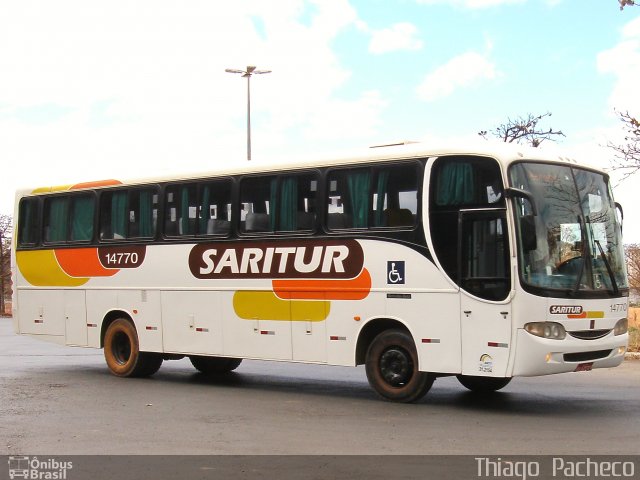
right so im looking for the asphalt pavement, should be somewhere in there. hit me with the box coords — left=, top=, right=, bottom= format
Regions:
left=1, top=317, right=639, bottom=457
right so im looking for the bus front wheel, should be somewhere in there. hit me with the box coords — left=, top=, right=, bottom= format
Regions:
left=104, top=318, right=163, bottom=378
left=365, top=329, right=434, bottom=403
left=457, top=375, right=512, bottom=393
left=189, top=355, right=242, bottom=375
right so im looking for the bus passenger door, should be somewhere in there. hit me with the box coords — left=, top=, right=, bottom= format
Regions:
left=459, top=209, right=512, bottom=377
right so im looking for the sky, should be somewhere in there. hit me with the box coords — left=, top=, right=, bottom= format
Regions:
left=1, top=0, right=640, bottom=242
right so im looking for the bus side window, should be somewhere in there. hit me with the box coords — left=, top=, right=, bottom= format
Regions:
left=17, top=197, right=40, bottom=247
left=240, top=173, right=317, bottom=234
left=100, top=188, right=158, bottom=240
left=69, top=194, right=95, bottom=242
left=429, top=156, right=505, bottom=285
left=373, top=163, right=418, bottom=228
left=43, top=196, right=69, bottom=243
left=164, top=184, right=197, bottom=237
left=326, top=168, right=371, bottom=230
left=198, top=180, right=232, bottom=236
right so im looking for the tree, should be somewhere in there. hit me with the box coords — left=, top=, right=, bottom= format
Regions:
left=0, top=214, right=12, bottom=316
left=627, top=244, right=640, bottom=299
left=478, top=112, right=565, bottom=148
left=607, top=110, right=640, bottom=181
left=619, top=0, right=637, bottom=10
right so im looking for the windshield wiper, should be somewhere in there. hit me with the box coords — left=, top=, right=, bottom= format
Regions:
left=594, top=239, right=620, bottom=296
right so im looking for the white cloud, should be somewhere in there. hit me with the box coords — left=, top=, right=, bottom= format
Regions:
left=368, top=23, right=423, bottom=54
left=416, top=0, right=525, bottom=9
left=597, top=16, right=640, bottom=114
left=0, top=0, right=387, bottom=214
left=417, top=51, right=497, bottom=101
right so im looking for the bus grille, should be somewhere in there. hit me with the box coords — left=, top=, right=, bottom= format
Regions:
left=568, top=329, right=611, bottom=340
left=563, top=350, right=612, bottom=363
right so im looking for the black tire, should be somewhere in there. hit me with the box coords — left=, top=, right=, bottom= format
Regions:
left=365, top=329, right=434, bottom=403
left=456, top=375, right=512, bottom=393
left=189, top=355, right=242, bottom=374
left=104, top=318, right=163, bottom=377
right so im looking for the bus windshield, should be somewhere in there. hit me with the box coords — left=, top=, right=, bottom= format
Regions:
left=509, top=162, right=628, bottom=296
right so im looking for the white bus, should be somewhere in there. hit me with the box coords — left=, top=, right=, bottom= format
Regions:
left=11, top=143, right=629, bottom=402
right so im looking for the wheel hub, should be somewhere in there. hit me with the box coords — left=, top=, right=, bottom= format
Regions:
left=112, top=331, right=132, bottom=365
left=380, top=347, right=412, bottom=386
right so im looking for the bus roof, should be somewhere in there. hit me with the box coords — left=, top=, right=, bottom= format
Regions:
left=16, top=140, right=601, bottom=196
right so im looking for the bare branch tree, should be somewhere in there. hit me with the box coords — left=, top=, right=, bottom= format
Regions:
left=619, top=0, right=637, bottom=10
left=626, top=244, right=640, bottom=298
left=0, top=214, right=12, bottom=316
left=607, top=109, right=640, bottom=181
left=478, top=112, right=565, bottom=148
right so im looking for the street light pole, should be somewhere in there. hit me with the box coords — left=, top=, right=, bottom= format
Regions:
left=225, top=65, right=271, bottom=161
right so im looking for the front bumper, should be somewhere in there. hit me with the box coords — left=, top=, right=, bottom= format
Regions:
left=511, top=329, right=628, bottom=377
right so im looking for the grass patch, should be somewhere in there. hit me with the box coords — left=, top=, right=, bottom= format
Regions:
left=629, top=327, right=639, bottom=353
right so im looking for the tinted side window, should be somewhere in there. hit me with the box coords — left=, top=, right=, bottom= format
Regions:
left=44, top=197, right=69, bottom=243
left=239, top=173, right=317, bottom=233
left=164, top=180, right=232, bottom=237
left=43, top=194, right=95, bottom=244
left=429, top=156, right=504, bottom=284
left=70, top=195, right=95, bottom=241
left=100, top=188, right=158, bottom=240
left=327, top=162, right=419, bottom=230
left=18, top=197, right=40, bottom=246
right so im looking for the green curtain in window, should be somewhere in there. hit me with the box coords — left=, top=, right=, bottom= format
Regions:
left=180, top=187, right=190, bottom=235
left=347, top=171, right=370, bottom=228
left=269, top=177, right=278, bottom=231
left=199, top=185, right=211, bottom=234
left=48, top=198, right=69, bottom=242
left=111, top=192, right=127, bottom=239
left=139, top=190, right=154, bottom=237
left=437, top=162, right=475, bottom=206
left=71, top=196, right=95, bottom=241
left=374, top=170, right=389, bottom=227
left=279, top=177, right=298, bottom=231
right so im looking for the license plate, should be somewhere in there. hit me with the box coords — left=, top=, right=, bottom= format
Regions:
left=575, top=362, right=593, bottom=372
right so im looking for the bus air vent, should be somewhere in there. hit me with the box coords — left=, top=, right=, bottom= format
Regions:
left=563, top=350, right=612, bottom=363
left=568, top=329, right=611, bottom=340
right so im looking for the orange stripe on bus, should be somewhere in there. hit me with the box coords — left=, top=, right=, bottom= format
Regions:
left=70, top=179, right=122, bottom=190
left=568, top=311, right=605, bottom=319
left=55, top=248, right=119, bottom=278
left=272, top=268, right=371, bottom=301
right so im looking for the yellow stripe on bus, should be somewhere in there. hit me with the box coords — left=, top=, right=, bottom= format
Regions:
left=233, top=291, right=329, bottom=321
left=16, top=250, right=89, bottom=287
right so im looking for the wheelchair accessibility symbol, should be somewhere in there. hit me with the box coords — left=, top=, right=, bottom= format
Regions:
left=387, top=261, right=405, bottom=285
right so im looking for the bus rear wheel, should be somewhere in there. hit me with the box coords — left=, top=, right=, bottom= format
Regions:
left=104, top=318, right=163, bottom=378
left=365, top=329, right=434, bottom=403
left=189, top=355, right=242, bottom=375
left=457, top=375, right=512, bottom=393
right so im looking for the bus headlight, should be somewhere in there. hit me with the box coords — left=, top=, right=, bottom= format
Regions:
left=613, top=318, right=628, bottom=336
left=524, top=322, right=566, bottom=340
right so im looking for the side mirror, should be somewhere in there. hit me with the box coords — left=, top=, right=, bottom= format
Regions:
left=615, top=202, right=624, bottom=235
left=520, top=214, right=537, bottom=252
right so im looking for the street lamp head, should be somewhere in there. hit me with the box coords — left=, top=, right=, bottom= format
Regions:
left=225, top=66, right=272, bottom=77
